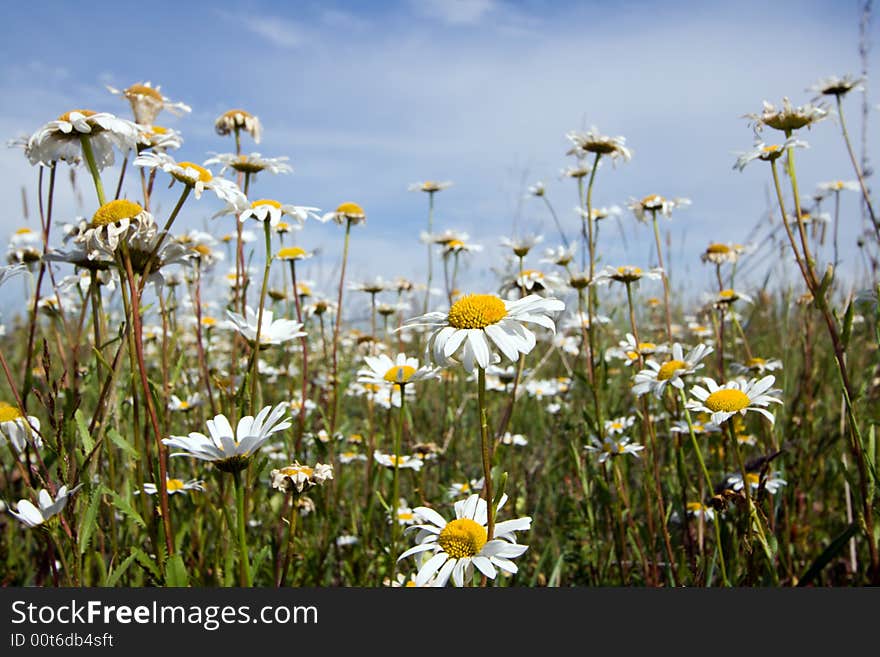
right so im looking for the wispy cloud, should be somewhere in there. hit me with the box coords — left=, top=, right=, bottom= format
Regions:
left=218, top=10, right=306, bottom=48
left=412, top=0, right=498, bottom=25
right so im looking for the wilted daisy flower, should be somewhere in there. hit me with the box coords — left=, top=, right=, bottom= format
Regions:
left=225, top=306, right=306, bottom=348
left=357, top=353, right=440, bottom=389
left=133, top=151, right=246, bottom=207
left=142, top=476, right=205, bottom=496
left=163, top=403, right=291, bottom=472
left=604, top=415, right=636, bottom=436
left=398, top=493, right=531, bottom=587
left=270, top=462, right=334, bottom=494
left=374, top=451, right=424, bottom=472
left=746, top=97, right=828, bottom=133
left=215, top=109, right=262, bottom=143
left=565, top=127, right=632, bottom=163
left=107, top=81, right=191, bottom=124
left=235, top=198, right=321, bottom=228
left=27, top=109, right=140, bottom=168
left=687, top=376, right=782, bottom=425
left=632, top=343, right=713, bottom=399
left=628, top=194, right=691, bottom=222
left=585, top=435, right=645, bottom=463
left=319, top=201, right=366, bottom=225
left=406, top=293, right=565, bottom=373
left=500, top=234, right=544, bottom=257
left=733, top=138, right=809, bottom=171
left=204, top=152, right=292, bottom=176
left=591, top=265, right=664, bottom=286
left=408, top=180, right=453, bottom=193
left=808, top=74, right=864, bottom=99
left=0, top=401, right=42, bottom=452
left=7, top=485, right=82, bottom=528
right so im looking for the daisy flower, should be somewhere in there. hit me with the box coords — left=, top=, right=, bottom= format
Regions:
left=527, top=182, right=546, bottom=197
left=398, top=493, right=531, bottom=587
left=585, top=435, right=645, bottom=463
left=808, top=74, right=864, bottom=99
left=723, top=471, right=788, bottom=495
left=565, top=127, right=632, bottom=163
left=133, top=151, right=246, bottom=208
left=270, top=462, right=334, bottom=494
left=235, top=198, right=321, bottom=228
left=730, top=357, right=784, bottom=376
left=628, top=194, right=691, bottom=222
left=408, top=180, right=453, bottom=193
left=591, top=265, right=663, bottom=286
left=499, top=432, right=528, bottom=447
left=393, top=499, right=424, bottom=526
left=339, top=450, right=367, bottom=464
left=541, top=244, right=576, bottom=267
left=745, top=97, right=828, bottom=133
left=319, top=201, right=366, bottom=225
left=71, top=199, right=154, bottom=261
left=204, top=152, right=292, bottom=176
left=7, top=228, right=41, bottom=265
left=357, top=353, right=440, bottom=388
left=500, top=234, right=544, bottom=257
left=215, top=109, right=262, bottom=143
left=168, top=393, right=203, bottom=413
left=701, top=242, right=739, bottom=265
left=27, top=109, right=140, bottom=168
left=0, top=401, right=42, bottom=452
left=606, top=333, right=669, bottom=366
left=142, top=476, right=205, bottom=496
left=632, top=342, right=713, bottom=399
left=817, top=179, right=860, bottom=195
left=7, top=485, right=82, bottom=528
left=163, top=403, right=291, bottom=472
left=733, top=138, right=809, bottom=171
left=441, top=237, right=483, bottom=257
left=224, top=306, right=306, bottom=348
left=604, top=415, right=636, bottom=436
left=373, top=451, right=424, bottom=472
left=670, top=417, right=722, bottom=437
left=136, top=124, right=183, bottom=152
left=406, top=293, right=565, bottom=373
left=687, top=375, right=783, bottom=425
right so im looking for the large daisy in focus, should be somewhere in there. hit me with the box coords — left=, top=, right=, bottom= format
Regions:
left=686, top=376, right=782, bottom=425
left=406, top=293, right=564, bottom=373
left=398, top=493, right=531, bottom=587
left=27, top=110, right=140, bottom=168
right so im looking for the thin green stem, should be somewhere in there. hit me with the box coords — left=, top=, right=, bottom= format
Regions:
left=79, top=136, right=106, bottom=206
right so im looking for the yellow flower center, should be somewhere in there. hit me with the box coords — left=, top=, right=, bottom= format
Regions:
left=421, top=181, right=441, bottom=192
left=719, top=289, right=736, bottom=299
left=398, top=511, right=415, bottom=521
left=15, top=228, right=33, bottom=235
left=166, top=478, right=185, bottom=492
left=278, top=246, right=308, bottom=260
left=58, top=109, right=96, bottom=122
left=705, top=389, right=751, bottom=413
left=745, top=473, right=760, bottom=486
left=276, top=221, right=291, bottom=233
left=610, top=422, right=623, bottom=430
left=281, top=465, right=314, bottom=478
left=126, top=84, right=163, bottom=101
left=638, top=342, right=656, bottom=352
left=384, top=365, right=417, bottom=383
left=687, top=502, right=705, bottom=513
left=297, top=283, right=311, bottom=296
left=446, top=239, right=465, bottom=249
left=175, top=161, right=212, bottom=184
left=252, top=199, right=281, bottom=209
left=202, top=316, right=217, bottom=327
left=657, top=359, right=687, bottom=381
left=641, top=194, right=665, bottom=208
left=617, top=265, right=641, bottom=277
left=748, top=357, right=766, bottom=367
left=762, top=144, right=781, bottom=153
left=707, top=243, right=730, bottom=254
left=91, top=199, right=144, bottom=227
left=520, top=269, right=541, bottom=278
left=438, top=518, right=488, bottom=559
left=151, top=125, right=168, bottom=135
left=336, top=201, right=365, bottom=216
left=193, top=244, right=212, bottom=257
left=0, top=402, right=23, bottom=422
left=447, top=294, right=507, bottom=329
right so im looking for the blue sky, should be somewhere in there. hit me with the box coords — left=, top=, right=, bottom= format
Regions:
left=1, top=0, right=876, bottom=313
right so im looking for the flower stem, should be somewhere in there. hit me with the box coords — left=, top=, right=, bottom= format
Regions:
left=330, top=218, right=353, bottom=436
left=836, top=95, right=880, bottom=242
left=79, top=135, right=106, bottom=206
left=478, top=368, right=495, bottom=542
left=232, top=468, right=253, bottom=586
left=389, top=383, right=406, bottom=580
left=248, top=220, right=274, bottom=415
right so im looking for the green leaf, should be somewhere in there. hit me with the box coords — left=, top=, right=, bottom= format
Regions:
left=132, top=547, right=161, bottom=581
left=164, top=554, right=189, bottom=587
left=77, top=486, right=102, bottom=555
left=107, top=428, right=139, bottom=460
left=105, top=489, right=146, bottom=528
left=74, top=408, right=94, bottom=455
left=251, top=545, right=272, bottom=580
left=797, top=522, right=859, bottom=587
left=105, top=551, right=137, bottom=587
left=841, top=300, right=854, bottom=351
